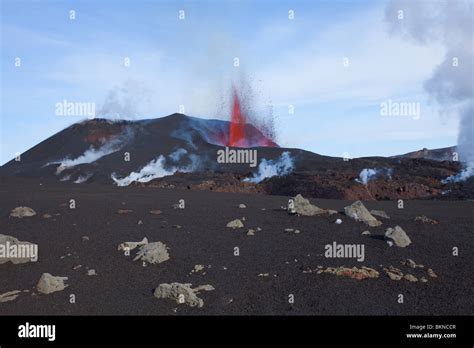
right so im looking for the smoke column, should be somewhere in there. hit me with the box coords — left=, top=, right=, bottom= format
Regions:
left=385, top=0, right=473, bottom=181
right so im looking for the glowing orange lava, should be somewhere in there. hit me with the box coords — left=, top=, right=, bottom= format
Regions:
left=228, top=89, right=246, bottom=147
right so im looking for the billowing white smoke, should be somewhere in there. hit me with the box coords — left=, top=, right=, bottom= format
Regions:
left=243, top=152, right=294, bottom=184
left=111, top=151, right=200, bottom=187
left=355, top=168, right=394, bottom=185
left=46, top=129, right=131, bottom=174
left=442, top=166, right=474, bottom=184
left=168, top=148, right=188, bottom=162
left=385, top=0, right=473, bottom=182
left=74, top=173, right=93, bottom=184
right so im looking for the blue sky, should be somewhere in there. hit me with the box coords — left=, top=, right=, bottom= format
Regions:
left=0, top=0, right=460, bottom=164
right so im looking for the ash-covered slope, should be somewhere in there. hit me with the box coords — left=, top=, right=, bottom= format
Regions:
left=0, top=113, right=278, bottom=181
left=0, top=113, right=470, bottom=200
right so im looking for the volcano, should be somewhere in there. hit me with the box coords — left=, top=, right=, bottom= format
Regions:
left=0, top=113, right=471, bottom=200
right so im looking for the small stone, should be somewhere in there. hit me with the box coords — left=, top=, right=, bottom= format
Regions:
left=42, top=213, right=52, bottom=219
left=427, top=268, right=437, bottom=278
left=117, top=209, right=133, bottom=214
left=415, top=215, right=438, bottom=225
left=404, top=274, right=418, bottom=282
left=133, top=241, right=170, bottom=265
left=87, top=269, right=97, bottom=276
left=247, top=229, right=255, bottom=236
left=284, top=228, right=294, bottom=232
left=0, top=290, right=22, bottom=303
left=238, top=204, right=246, bottom=209
left=138, top=220, right=143, bottom=225
left=384, top=266, right=403, bottom=281
left=258, top=273, right=269, bottom=277
left=82, top=236, right=89, bottom=242
left=10, top=206, right=36, bottom=218
left=36, top=273, right=68, bottom=294
left=256, top=227, right=262, bottom=231
left=73, top=265, right=82, bottom=270
left=335, top=219, right=342, bottom=224
left=361, top=230, right=371, bottom=235
left=150, top=210, right=162, bottom=215
left=226, top=219, right=244, bottom=229
left=420, top=277, right=428, bottom=283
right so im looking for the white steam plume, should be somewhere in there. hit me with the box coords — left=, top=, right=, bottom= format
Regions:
left=243, top=152, right=294, bottom=184
left=355, top=168, right=394, bottom=185
left=385, top=0, right=473, bottom=182
left=112, top=151, right=201, bottom=186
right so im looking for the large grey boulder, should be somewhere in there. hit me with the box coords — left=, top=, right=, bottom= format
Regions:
left=344, top=201, right=382, bottom=227
left=290, top=194, right=337, bottom=216
left=36, top=273, right=68, bottom=294
left=385, top=226, right=412, bottom=247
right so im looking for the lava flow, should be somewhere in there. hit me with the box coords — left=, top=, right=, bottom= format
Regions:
left=228, top=89, right=246, bottom=147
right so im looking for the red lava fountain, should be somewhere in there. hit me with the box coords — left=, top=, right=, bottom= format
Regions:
left=228, top=89, right=246, bottom=147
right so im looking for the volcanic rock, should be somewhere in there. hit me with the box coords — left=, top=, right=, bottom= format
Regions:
left=385, top=226, right=412, bottom=247
left=149, top=210, right=162, bottom=215
left=238, top=204, right=246, bottom=209
left=344, top=201, right=382, bottom=227
left=87, top=269, right=97, bottom=276
left=290, top=194, right=337, bottom=216
left=117, top=209, right=133, bottom=214
left=0, top=234, right=37, bottom=264
left=133, top=242, right=170, bottom=265
left=384, top=266, right=404, bottom=281
left=36, top=273, right=68, bottom=294
left=153, top=282, right=214, bottom=308
left=320, top=266, right=379, bottom=280
left=0, top=290, right=22, bottom=303
left=118, top=237, right=149, bottom=251
left=10, top=206, right=36, bottom=218
left=361, top=230, right=371, bottom=235
left=226, top=219, right=244, bottom=229
left=427, top=268, right=438, bottom=278
left=247, top=229, right=255, bottom=236
left=370, top=210, right=390, bottom=219
left=415, top=215, right=438, bottom=224
left=404, top=274, right=418, bottom=282
left=401, top=258, right=424, bottom=269
left=42, top=213, right=52, bottom=219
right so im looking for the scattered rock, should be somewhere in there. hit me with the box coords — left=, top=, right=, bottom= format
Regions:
left=42, top=213, right=52, bottom=219
left=133, top=242, right=170, bottom=265
left=247, top=229, right=255, bottom=236
left=138, top=220, right=143, bottom=225
left=10, top=206, right=36, bottom=218
left=401, top=258, right=424, bottom=269
left=172, top=225, right=182, bottom=229
left=385, top=226, right=412, bottom=247
left=420, top=277, right=429, bottom=283
left=238, top=204, right=246, bottom=209
left=335, top=219, right=342, bottom=224
left=427, top=268, right=437, bottom=278
left=344, top=201, right=382, bottom=227
left=226, top=219, right=244, bottom=229
left=284, top=228, right=294, bottom=232
left=36, top=273, right=68, bottom=294
left=0, top=234, right=37, bottom=264
left=294, top=229, right=301, bottom=234
left=320, top=266, right=379, bottom=280
left=82, top=236, right=89, bottom=242
left=256, top=227, right=262, bottom=231
left=73, top=265, right=82, bottom=270
left=149, top=210, right=162, bottom=215
left=384, top=266, right=404, bottom=281
left=0, top=290, right=22, bottom=303
left=117, top=209, right=133, bottom=214
left=361, top=230, right=371, bottom=235
left=153, top=283, right=214, bottom=308
left=370, top=210, right=390, bottom=219
left=415, top=215, right=438, bottom=225
left=87, top=269, right=97, bottom=276
left=404, top=274, right=418, bottom=282
left=192, top=265, right=205, bottom=273
left=290, top=194, right=337, bottom=216
left=118, top=237, right=149, bottom=251
left=258, top=273, right=270, bottom=277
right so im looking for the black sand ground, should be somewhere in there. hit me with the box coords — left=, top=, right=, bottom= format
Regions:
left=0, top=177, right=472, bottom=315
